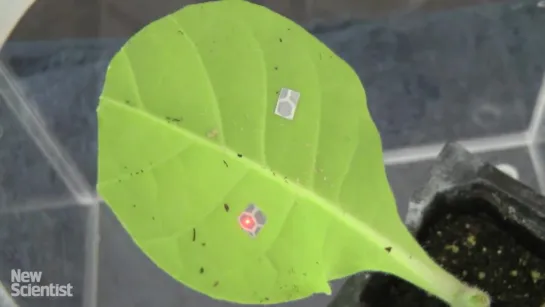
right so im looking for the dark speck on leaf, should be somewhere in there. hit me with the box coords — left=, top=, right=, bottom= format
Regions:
left=166, top=116, right=182, bottom=123
left=274, top=66, right=278, bottom=71
left=213, top=281, right=219, bottom=287
left=152, top=216, right=155, bottom=221
left=279, top=38, right=283, bottom=43
left=223, top=160, right=229, bottom=167
left=200, top=267, right=204, bottom=274
left=385, top=247, right=392, bottom=253
left=224, top=204, right=230, bottom=212
left=287, top=28, right=291, bottom=31
left=192, top=228, right=196, bottom=242
left=201, top=242, right=206, bottom=247
left=132, top=204, right=136, bottom=208
left=237, top=153, right=243, bottom=158
left=178, top=30, right=184, bottom=35
left=125, top=100, right=130, bottom=104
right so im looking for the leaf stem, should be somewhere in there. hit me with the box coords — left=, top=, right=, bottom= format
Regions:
left=418, top=264, right=491, bottom=307
left=388, top=245, right=491, bottom=307
left=451, top=285, right=491, bottom=307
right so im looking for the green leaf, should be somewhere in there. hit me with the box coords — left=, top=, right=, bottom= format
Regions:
left=97, top=1, right=488, bottom=306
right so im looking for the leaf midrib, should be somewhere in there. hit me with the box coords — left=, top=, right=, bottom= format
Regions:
left=99, top=97, right=389, bottom=254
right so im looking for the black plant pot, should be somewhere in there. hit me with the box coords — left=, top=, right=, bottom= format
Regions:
left=330, top=142, right=545, bottom=307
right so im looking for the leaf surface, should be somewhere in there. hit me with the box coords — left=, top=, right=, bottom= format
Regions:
left=97, top=1, right=436, bottom=304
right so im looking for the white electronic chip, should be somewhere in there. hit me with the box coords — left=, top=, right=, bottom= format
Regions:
left=275, top=88, right=300, bottom=120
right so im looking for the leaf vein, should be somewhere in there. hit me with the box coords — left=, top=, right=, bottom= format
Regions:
left=226, top=16, right=268, bottom=165
left=121, top=48, right=147, bottom=111
left=307, top=54, right=322, bottom=187
left=167, top=14, right=226, bottom=145
left=335, top=122, right=360, bottom=202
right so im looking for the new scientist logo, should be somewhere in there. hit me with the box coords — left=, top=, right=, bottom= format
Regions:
left=10, top=269, right=73, bottom=297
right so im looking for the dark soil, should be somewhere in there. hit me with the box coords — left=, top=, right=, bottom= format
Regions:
left=360, top=197, right=545, bottom=307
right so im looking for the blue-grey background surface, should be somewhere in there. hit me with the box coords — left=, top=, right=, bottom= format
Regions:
left=0, top=0, right=544, bottom=307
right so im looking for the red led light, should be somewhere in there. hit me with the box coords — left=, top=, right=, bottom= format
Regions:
left=239, top=214, right=256, bottom=230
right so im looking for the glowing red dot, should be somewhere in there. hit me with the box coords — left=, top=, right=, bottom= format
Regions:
left=240, top=214, right=256, bottom=230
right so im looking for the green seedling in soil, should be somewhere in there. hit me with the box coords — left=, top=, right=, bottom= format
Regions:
left=96, top=1, right=490, bottom=307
